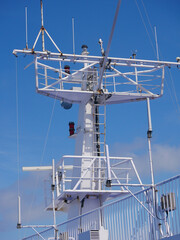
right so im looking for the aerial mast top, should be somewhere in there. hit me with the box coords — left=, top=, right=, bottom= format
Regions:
left=40, top=0, right=45, bottom=51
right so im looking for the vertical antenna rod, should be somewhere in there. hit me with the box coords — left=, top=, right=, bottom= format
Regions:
left=40, top=0, right=45, bottom=51
left=146, top=98, right=154, bottom=186
left=52, top=159, right=57, bottom=239
left=72, top=18, right=75, bottom=54
left=25, top=7, right=28, bottom=49
left=154, top=26, right=159, bottom=61
left=17, top=195, right=22, bottom=229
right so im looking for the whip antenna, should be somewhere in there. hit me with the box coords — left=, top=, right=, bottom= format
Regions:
left=25, top=7, right=28, bottom=49
left=154, top=26, right=159, bottom=61
left=72, top=18, right=75, bottom=54
left=40, top=0, right=45, bottom=51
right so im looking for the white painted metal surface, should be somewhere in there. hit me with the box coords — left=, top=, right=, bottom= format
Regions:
left=22, top=175, right=180, bottom=240
left=13, top=1, right=180, bottom=239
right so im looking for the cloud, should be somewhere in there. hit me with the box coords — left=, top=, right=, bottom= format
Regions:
left=111, top=138, right=180, bottom=180
left=0, top=173, right=52, bottom=233
left=0, top=171, right=66, bottom=239
left=152, top=144, right=180, bottom=172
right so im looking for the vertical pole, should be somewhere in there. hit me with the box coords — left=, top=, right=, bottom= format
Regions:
left=106, top=144, right=112, bottom=187
left=72, top=18, right=75, bottom=55
left=135, top=66, right=139, bottom=92
left=40, top=0, right=45, bottom=51
left=146, top=98, right=157, bottom=239
left=25, top=7, right=28, bottom=49
left=56, top=170, right=60, bottom=196
left=146, top=98, right=154, bottom=185
left=17, top=195, right=22, bottom=229
left=154, top=26, right=159, bottom=61
left=52, top=159, right=57, bottom=239
left=45, top=66, right=47, bottom=86
left=35, top=57, right=39, bottom=89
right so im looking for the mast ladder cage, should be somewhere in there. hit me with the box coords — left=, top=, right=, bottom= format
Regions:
left=13, top=49, right=180, bottom=104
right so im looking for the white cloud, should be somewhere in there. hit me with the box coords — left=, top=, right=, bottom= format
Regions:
left=0, top=173, right=52, bottom=234
left=152, top=144, right=180, bottom=172
left=110, top=138, right=180, bottom=181
left=0, top=172, right=66, bottom=239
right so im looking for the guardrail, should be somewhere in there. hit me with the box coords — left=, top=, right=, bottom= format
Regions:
left=35, top=57, right=164, bottom=96
left=43, top=155, right=144, bottom=208
left=23, top=175, right=180, bottom=240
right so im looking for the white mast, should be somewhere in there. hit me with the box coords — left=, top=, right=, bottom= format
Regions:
left=13, top=1, right=180, bottom=239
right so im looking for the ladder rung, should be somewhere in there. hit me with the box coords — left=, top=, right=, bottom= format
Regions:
left=94, top=142, right=104, bottom=144
left=93, top=151, right=105, bottom=154
left=94, top=113, right=104, bottom=116
left=93, top=132, right=105, bottom=135
left=93, top=123, right=105, bottom=125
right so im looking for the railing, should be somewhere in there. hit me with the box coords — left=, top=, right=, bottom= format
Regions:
left=23, top=175, right=180, bottom=240
left=44, top=155, right=144, bottom=208
left=155, top=175, right=180, bottom=238
left=58, top=155, right=135, bottom=191
left=35, top=57, right=164, bottom=97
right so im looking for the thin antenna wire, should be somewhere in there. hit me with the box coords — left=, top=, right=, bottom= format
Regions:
left=72, top=18, right=75, bottom=54
left=25, top=7, right=28, bottom=49
left=154, top=26, right=159, bottom=61
left=168, top=69, right=180, bottom=115
left=134, top=0, right=156, bottom=57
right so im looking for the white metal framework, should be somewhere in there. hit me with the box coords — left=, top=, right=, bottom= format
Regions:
left=14, top=1, right=180, bottom=239
left=22, top=175, right=180, bottom=240
left=13, top=49, right=180, bottom=105
left=14, top=41, right=180, bottom=240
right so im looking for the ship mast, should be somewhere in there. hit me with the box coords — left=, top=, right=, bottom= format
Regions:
left=13, top=0, right=180, bottom=239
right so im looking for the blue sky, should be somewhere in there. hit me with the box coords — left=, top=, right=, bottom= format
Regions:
left=0, top=0, right=180, bottom=239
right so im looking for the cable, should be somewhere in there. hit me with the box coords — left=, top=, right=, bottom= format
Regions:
left=40, top=94, right=57, bottom=165
left=140, top=0, right=154, bottom=35
left=168, top=69, right=180, bottom=116
left=134, top=0, right=157, bottom=58
left=26, top=93, right=58, bottom=225
left=98, top=0, right=122, bottom=89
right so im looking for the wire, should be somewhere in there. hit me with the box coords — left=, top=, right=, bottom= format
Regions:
left=168, top=69, right=180, bottom=116
left=98, top=0, right=122, bottom=89
left=140, top=0, right=160, bottom=61
left=26, top=93, right=58, bottom=226
left=137, top=0, right=180, bottom=116
left=140, top=0, right=154, bottom=35
left=134, top=0, right=157, bottom=58
left=40, top=94, right=57, bottom=165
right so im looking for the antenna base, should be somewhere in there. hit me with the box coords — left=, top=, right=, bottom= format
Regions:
left=106, top=180, right=112, bottom=188
left=17, top=223, right=22, bottom=229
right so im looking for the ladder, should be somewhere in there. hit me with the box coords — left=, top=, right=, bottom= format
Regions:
left=93, top=96, right=106, bottom=156
left=92, top=95, right=106, bottom=190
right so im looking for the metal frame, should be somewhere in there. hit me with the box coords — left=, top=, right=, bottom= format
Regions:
left=21, top=175, right=180, bottom=240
